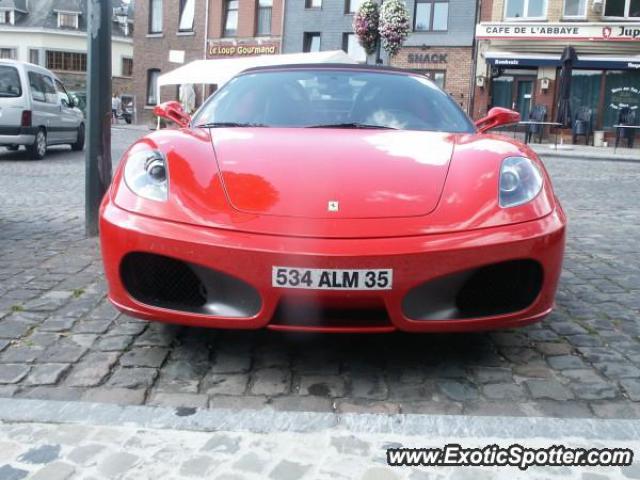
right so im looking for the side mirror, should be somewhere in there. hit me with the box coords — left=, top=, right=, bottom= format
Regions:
left=475, top=107, right=521, bottom=133
left=153, top=101, right=190, bottom=128
left=67, top=97, right=76, bottom=108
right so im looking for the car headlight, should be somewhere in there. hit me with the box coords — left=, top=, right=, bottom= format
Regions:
left=499, top=156, right=543, bottom=208
left=123, top=149, right=168, bottom=201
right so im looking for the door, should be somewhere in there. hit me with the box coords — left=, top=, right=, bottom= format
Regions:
left=54, top=78, right=80, bottom=142
left=515, top=78, right=534, bottom=120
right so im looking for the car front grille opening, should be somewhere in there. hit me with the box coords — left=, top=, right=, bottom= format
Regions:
left=455, top=260, right=543, bottom=318
left=402, top=259, right=543, bottom=321
left=121, top=252, right=207, bottom=312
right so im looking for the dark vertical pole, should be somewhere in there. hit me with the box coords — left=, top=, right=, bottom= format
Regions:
left=85, top=0, right=113, bottom=237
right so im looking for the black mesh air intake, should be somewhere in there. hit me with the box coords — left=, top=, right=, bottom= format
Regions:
left=121, top=252, right=206, bottom=311
left=455, top=260, right=543, bottom=317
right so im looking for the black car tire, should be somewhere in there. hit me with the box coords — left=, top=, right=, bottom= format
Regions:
left=71, top=124, right=85, bottom=151
left=27, top=129, right=47, bottom=160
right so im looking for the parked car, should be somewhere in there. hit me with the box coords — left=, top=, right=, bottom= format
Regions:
left=100, top=64, right=566, bottom=333
left=0, top=60, right=84, bottom=159
left=68, top=90, right=87, bottom=116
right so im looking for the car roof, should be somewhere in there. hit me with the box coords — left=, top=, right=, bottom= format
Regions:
left=0, top=59, right=59, bottom=78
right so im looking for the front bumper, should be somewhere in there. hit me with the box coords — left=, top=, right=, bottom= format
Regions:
left=100, top=201, right=566, bottom=333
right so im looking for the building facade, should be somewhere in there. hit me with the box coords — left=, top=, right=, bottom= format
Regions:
left=133, top=0, right=283, bottom=123
left=207, top=0, right=283, bottom=60
left=132, top=0, right=208, bottom=124
left=282, top=0, right=368, bottom=62
left=473, top=0, right=640, bottom=132
left=0, top=0, right=133, bottom=93
left=389, top=0, right=478, bottom=112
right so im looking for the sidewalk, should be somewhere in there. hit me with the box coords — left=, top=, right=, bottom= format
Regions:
left=0, top=398, right=639, bottom=480
left=531, top=143, right=640, bottom=162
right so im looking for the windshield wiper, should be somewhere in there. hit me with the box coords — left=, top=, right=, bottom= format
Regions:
left=196, top=122, right=268, bottom=128
left=306, top=122, right=397, bottom=130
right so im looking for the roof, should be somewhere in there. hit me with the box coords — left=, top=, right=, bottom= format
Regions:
left=0, top=0, right=132, bottom=37
left=0, top=0, right=27, bottom=10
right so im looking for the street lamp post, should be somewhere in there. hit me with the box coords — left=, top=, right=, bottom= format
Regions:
left=85, top=0, right=113, bottom=237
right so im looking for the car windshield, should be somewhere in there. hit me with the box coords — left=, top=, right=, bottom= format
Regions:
left=193, top=68, right=475, bottom=132
left=0, top=65, right=22, bottom=98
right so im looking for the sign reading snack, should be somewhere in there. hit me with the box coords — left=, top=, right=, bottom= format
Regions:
left=207, top=40, right=279, bottom=58
left=408, top=53, right=448, bottom=64
left=476, top=23, right=640, bottom=41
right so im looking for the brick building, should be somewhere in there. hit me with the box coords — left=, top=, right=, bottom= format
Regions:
left=132, top=0, right=208, bottom=124
left=133, top=0, right=283, bottom=124
left=473, top=0, right=640, bottom=135
left=207, top=0, right=282, bottom=60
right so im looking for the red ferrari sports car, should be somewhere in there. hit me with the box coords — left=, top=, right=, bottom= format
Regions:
left=100, top=64, right=566, bottom=333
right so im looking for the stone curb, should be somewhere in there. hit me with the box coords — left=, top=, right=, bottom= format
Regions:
left=1, top=398, right=640, bottom=441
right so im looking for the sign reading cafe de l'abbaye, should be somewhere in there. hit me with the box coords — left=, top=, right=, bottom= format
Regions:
left=476, top=23, right=640, bottom=41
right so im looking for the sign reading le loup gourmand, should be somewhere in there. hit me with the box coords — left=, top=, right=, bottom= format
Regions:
left=476, top=23, right=640, bottom=41
left=207, top=41, right=279, bottom=57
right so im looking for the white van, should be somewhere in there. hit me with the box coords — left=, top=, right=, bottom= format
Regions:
left=0, top=60, right=84, bottom=159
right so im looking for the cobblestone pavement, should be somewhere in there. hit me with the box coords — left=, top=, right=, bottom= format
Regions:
left=0, top=398, right=638, bottom=480
left=0, top=129, right=639, bottom=418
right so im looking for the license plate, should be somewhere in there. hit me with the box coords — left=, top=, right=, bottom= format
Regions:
left=272, top=266, right=393, bottom=290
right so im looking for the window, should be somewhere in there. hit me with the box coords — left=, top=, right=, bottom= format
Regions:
left=178, top=0, right=195, bottom=31
left=28, top=72, right=58, bottom=104
left=342, top=33, right=367, bottom=62
left=149, top=0, right=163, bottom=33
left=29, top=49, right=40, bottom=65
left=256, top=0, right=272, bottom=35
left=147, top=69, right=160, bottom=105
left=54, top=79, right=71, bottom=107
left=46, top=51, right=87, bottom=72
left=57, top=12, right=79, bottom=28
left=563, top=0, right=587, bottom=16
left=346, top=0, right=364, bottom=13
left=122, top=57, right=133, bottom=77
left=604, top=0, right=640, bottom=16
left=306, top=0, right=322, bottom=8
left=414, top=0, right=449, bottom=31
left=303, top=32, right=321, bottom=52
left=0, top=48, right=16, bottom=60
left=224, top=0, right=238, bottom=36
left=0, top=65, right=21, bottom=97
left=504, top=0, right=546, bottom=18
left=0, top=10, right=12, bottom=24
left=423, top=70, right=445, bottom=89
left=193, top=69, right=475, bottom=132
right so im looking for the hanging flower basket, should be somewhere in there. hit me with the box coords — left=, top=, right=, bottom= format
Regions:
left=352, top=0, right=380, bottom=56
left=379, top=0, right=410, bottom=58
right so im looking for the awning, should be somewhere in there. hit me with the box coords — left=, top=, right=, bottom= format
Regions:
left=156, top=50, right=359, bottom=103
left=484, top=51, right=640, bottom=70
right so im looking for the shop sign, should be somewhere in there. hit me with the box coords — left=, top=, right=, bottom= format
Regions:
left=476, top=23, right=640, bottom=41
left=407, top=53, right=448, bottom=64
left=207, top=40, right=279, bottom=58
left=609, top=86, right=640, bottom=111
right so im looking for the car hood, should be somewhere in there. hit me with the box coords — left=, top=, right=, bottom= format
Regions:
left=210, top=128, right=455, bottom=219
